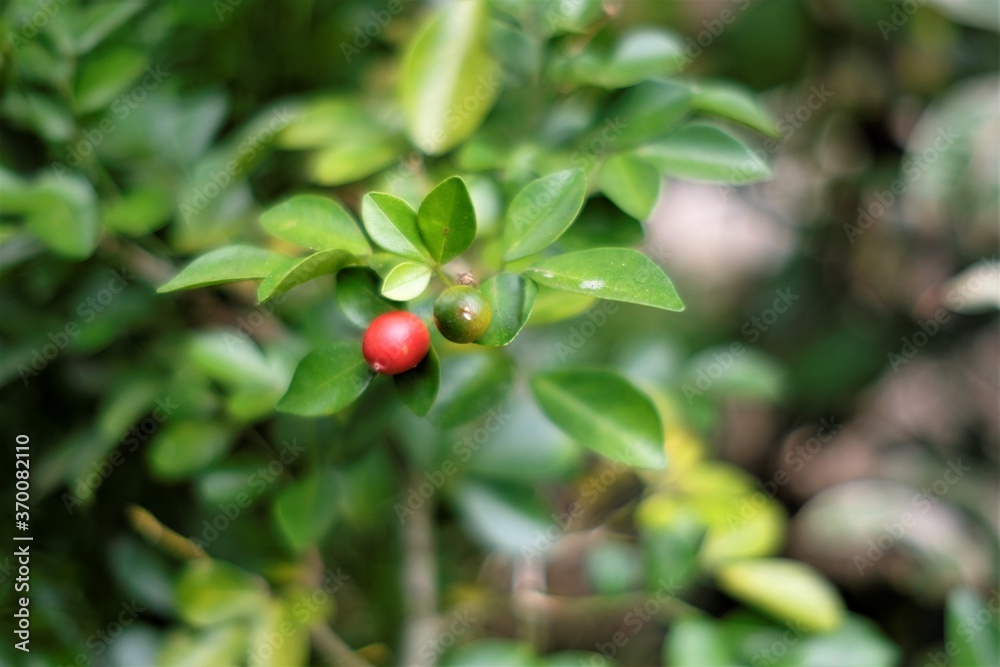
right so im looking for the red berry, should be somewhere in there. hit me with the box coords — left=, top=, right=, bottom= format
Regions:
left=362, top=311, right=430, bottom=375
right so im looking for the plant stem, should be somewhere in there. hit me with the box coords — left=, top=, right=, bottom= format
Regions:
left=434, top=266, right=455, bottom=287
left=400, top=479, right=440, bottom=667
left=309, top=622, right=374, bottom=667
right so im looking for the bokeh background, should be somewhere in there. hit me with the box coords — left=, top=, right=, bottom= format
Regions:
left=0, top=0, right=997, bottom=666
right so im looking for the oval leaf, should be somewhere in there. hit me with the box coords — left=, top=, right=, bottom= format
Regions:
left=638, top=122, right=772, bottom=184
left=260, top=195, right=370, bottom=255
left=148, top=422, right=232, bottom=480
left=336, top=267, right=396, bottom=329
left=531, top=368, right=666, bottom=469
left=716, top=558, right=846, bottom=632
left=400, top=0, right=501, bottom=154
left=273, top=469, right=339, bottom=553
left=174, top=559, right=266, bottom=627
left=394, top=346, right=440, bottom=417
left=257, top=249, right=357, bottom=303
left=524, top=248, right=684, bottom=311
left=664, top=618, right=736, bottom=667
left=381, top=261, right=432, bottom=301
left=600, top=79, right=692, bottom=150
left=418, top=176, right=477, bottom=265
left=361, top=193, right=432, bottom=263
left=503, top=169, right=586, bottom=261
left=23, top=176, right=100, bottom=260
left=277, top=342, right=374, bottom=416
left=454, top=480, right=551, bottom=553
left=158, top=246, right=295, bottom=293
left=691, top=81, right=779, bottom=137
left=947, top=586, right=1000, bottom=667
left=598, top=154, right=661, bottom=221
left=476, top=272, right=537, bottom=346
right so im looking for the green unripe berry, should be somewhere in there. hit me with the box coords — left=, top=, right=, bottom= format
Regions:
left=433, top=285, right=492, bottom=344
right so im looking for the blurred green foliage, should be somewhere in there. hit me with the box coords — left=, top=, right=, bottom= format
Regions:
left=1, top=1, right=997, bottom=666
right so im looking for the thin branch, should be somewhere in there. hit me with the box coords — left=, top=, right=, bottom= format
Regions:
left=309, top=622, right=374, bottom=667
left=399, top=481, right=440, bottom=667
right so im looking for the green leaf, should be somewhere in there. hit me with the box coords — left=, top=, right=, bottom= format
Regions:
left=781, top=615, right=902, bottom=667
left=600, top=79, right=692, bottom=150
left=947, top=586, right=1000, bottom=667
left=336, top=267, right=396, bottom=329
left=273, top=469, right=339, bottom=552
left=308, top=138, right=404, bottom=186
left=277, top=342, right=374, bottom=416
left=394, top=346, right=440, bottom=416
left=20, top=175, right=100, bottom=260
left=158, top=624, right=249, bottom=667
left=74, top=46, right=148, bottom=113
left=249, top=600, right=310, bottom=667
left=525, top=287, right=595, bottom=326
left=454, top=480, right=551, bottom=553
left=260, top=195, right=370, bottom=255
left=525, top=248, right=684, bottom=311
left=158, top=246, right=296, bottom=293
left=102, top=186, right=172, bottom=237
left=361, top=193, right=432, bottom=263
left=664, top=618, right=736, bottom=667
left=257, top=249, right=358, bottom=303
left=716, top=558, right=846, bottom=632
left=536, top=0, right=605, bottom=35
left=418, top=177, right=477, bottom=265
left=148, top=422, right=232, bottom=479
left=277, top=97, right=406, bottom=185
left=74, top=1, right=149, bottom=54
left=431, top=352, right=514, bottom=428
left=174, top=559, right=266, bottom=627
left=443, top=639, right=539, bottom=667
left=598, top=154, right=661, bottom=220
left=400, top=0, right=501, bottom=154
left=553, top=28, right=686, bottom=89
left=476, top=272, right=537, bottom=346
left=380, top=261, right=432, bottom=301
left=531, top=368, right=666, bottom=469
left=502, top=169, right=586, bottom=261
left=692, top=82, right=779, bottom=137
left=637, top=123, right=772, bottom=184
